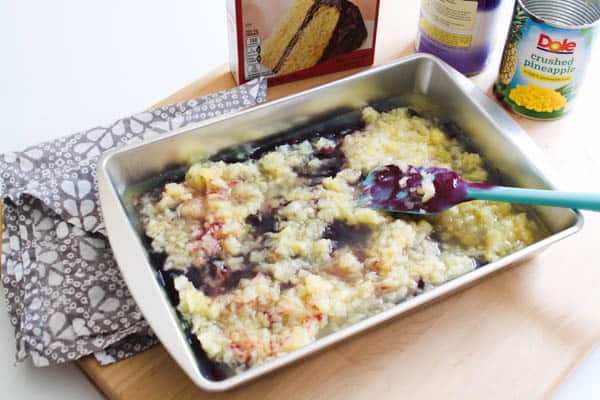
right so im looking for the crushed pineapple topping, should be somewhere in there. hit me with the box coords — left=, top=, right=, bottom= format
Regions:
left=139, top=107, right=546, bottom=371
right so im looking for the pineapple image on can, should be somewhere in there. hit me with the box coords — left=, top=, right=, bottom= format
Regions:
left=498, top=42, right=518, bottom=85
left=495, top=0, right=600, bottom=120
left=498, top=6, right=529, bottom=85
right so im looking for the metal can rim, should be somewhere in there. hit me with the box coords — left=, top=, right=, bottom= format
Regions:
left=517, top=0, right=600, bottom=30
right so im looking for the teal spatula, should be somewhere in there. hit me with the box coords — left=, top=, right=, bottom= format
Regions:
left=358, top=164, right=600, bottom=214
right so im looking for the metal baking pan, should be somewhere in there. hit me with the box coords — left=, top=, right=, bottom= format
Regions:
left=97, top=54, right=583, bottom=391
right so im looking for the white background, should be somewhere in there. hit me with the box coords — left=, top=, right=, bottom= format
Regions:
left=0, top=0, right=598, bottom=398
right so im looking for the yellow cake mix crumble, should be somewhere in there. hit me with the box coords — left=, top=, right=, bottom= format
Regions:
left=139, top=107, right=546, bottom=371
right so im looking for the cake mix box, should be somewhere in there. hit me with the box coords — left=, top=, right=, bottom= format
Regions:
left=227, top=0, right=380, bottom=85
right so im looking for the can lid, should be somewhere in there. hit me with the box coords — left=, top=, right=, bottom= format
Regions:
left=519, top=0, right=600, bottom=29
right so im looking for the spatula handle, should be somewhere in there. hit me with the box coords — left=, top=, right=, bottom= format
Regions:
left=466, top=186, right=600, bottom=212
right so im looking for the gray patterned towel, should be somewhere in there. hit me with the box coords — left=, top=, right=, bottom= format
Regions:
left=0, top=78, right=267, bottom=366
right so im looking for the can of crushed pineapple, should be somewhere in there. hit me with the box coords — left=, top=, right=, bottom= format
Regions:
left=495, top=0, right=600, bottom=119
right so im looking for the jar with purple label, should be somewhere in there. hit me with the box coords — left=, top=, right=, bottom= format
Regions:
left=416, top=0, right=504, bottom=75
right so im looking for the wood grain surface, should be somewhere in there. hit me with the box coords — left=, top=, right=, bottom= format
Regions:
left=4, top=0, right=600, bottom=398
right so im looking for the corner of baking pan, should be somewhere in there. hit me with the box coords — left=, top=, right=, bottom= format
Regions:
left=97, top=153, right=220, bottom=390
left=427, top=54, right=585, bottom=234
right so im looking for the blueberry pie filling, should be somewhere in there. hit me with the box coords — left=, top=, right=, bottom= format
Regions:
left=138, top=107, right=546, bottom=371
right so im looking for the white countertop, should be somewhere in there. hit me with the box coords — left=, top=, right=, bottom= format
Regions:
left=0, top=0, right=598, bottom=398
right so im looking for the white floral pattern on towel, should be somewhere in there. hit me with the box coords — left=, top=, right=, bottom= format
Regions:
left=0, top=78, right=267, bottom=366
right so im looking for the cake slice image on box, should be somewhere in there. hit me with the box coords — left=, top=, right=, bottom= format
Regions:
left=261, top=0, right=368, bottom=75
left=226, top=0, right=378, bottom=84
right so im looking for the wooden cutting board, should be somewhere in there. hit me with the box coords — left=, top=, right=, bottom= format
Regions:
left=4, top=0, right=600, bottom=398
